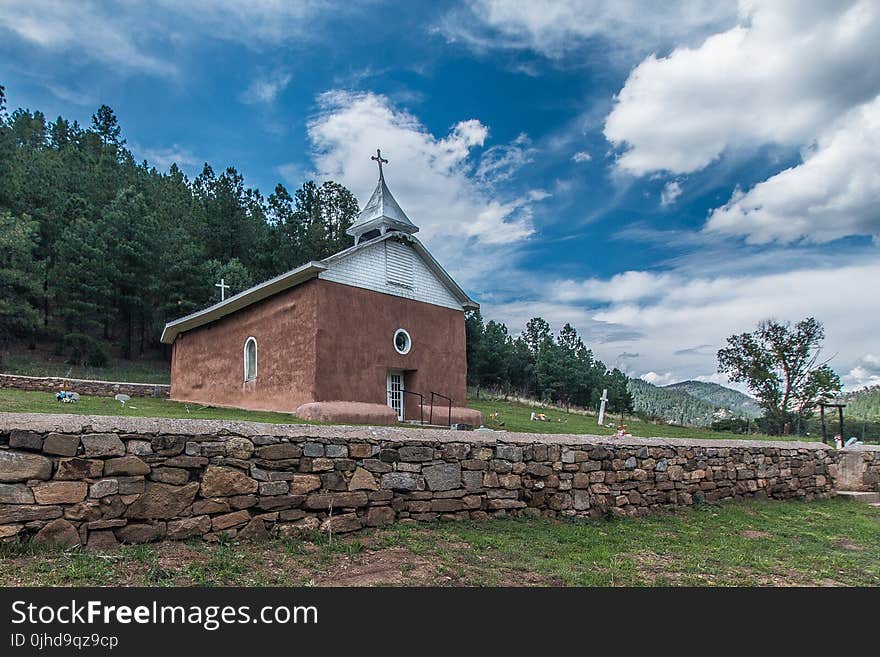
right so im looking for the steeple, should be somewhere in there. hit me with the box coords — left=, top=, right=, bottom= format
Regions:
left=347, top=149, right=419, bottom=244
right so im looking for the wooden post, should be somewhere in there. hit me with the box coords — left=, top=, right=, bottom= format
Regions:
left=838, top=405, right=845, bottom=445
left=819, top=404, right=827, bottom=444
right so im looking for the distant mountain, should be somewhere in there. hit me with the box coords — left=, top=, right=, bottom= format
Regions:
left=627, top=379, right=719, bottom=427
left=626, top=378, right=763, bottom=427
left=839, top=385, right=880, bottom=420
left=664, top=380, right=762, bottom=419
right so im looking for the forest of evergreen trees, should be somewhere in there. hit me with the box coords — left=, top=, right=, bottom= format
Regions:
left=625, top=379, right=718, bottom=426
left=465, top=312, right=633, bottom=414
left=0, top=85, right=358, bottom=366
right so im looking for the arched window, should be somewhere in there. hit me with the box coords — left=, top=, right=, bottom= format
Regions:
left=244, top=337, right=257, bottom=381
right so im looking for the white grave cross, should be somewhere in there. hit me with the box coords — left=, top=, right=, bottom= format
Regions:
left=598, top=388, right=608, bottom=426
left=215, top=278, right=230, bottom=301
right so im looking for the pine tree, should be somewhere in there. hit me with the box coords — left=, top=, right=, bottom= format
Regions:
left=464, top=309, right=484, bottom=387
left=0, top=87, right=11, bottom=210
left=479, top=320, right=512, bottom=388
left=0, top=212, right=42, bottom=360
left=317, top=180, right=357, bottom=255
left=267, top=183, right=305, bottom=270
left=51, top=215, right=114, bottom=365
left=102, top=187, right=157, bottom=358
left=91, top=105, right=124, bottom=146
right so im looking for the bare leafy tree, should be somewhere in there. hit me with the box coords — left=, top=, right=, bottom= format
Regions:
left=717, top=317, right=840, bottom=435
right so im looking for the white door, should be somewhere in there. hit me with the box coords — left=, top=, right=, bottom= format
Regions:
left=387, top=371, right=404, bottom=421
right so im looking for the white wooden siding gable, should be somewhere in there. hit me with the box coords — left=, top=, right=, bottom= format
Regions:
left=319, top=239, right=463, bottom=310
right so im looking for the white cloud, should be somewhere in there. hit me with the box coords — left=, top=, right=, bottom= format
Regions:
left=571, top=151, right=592, bottom=163
left=480, top=299, right=639, bottom=346
left=706, top=95, right=880, bottom=243
left=307, top=90, right=541, bottom=249
left=0, top=0, right=175, bottom=76
left=640, top=371, right=675, bottom=386
left=0, top=0, right=339, bottom=77
left=239, top=70, right=292, bottom=105
left=155, top=0, right=336, bottom=45
left=476, top=133, right=534, bottom=185
left=553, top=270, right=674, bottom=303
left=660, top=180, right=682, bottom=206
left=485, top=256, right=880, bottom=393
left=437, top=0, right=737, bottom=60
left=694, top=371, right=752, bottom=394
left=844, top=366, right=880, bottom=390
left=277, top=163, right=307, bottom=186
left=604, top=1, right=880, bottom=176
left=305, top=90, right=547, bottom=293
left=133, top=144, right=202, bottom=173
left=843, top=354, right=880, bottom=389
left=44, top=83, right=97, bottom=107
left=588, top=261, right=880, bottom=390
left=695, top=372, right=732, bottom=385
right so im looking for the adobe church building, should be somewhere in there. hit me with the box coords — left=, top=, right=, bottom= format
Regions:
left=160, top=151, right=482, bottom=427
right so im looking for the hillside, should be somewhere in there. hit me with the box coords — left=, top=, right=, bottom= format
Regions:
left=467, top=397, right=790, bottom=440
left=664, top=380, right=762, bottom=419
left=627, top=379, right=762, bottom=427
left=626, top=379, right=719, bottom=426
left=839, top=386, right=880, bottom=420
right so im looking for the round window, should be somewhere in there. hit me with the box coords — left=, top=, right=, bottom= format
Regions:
left=394, top=328, right=411, bottom=355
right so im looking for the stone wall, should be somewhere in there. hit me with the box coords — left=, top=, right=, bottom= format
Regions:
left=0, top=374, right=170, bottom=399
left=0, top=413, right=838, bottom=549
left=830, top=445, right=880, bottom=491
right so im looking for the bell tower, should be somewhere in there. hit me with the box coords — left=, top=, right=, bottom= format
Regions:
left=347, top=149, right=419, bottom=244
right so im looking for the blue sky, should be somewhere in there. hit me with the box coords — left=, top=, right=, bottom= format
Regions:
left=2, top=1, right=879, bottom=389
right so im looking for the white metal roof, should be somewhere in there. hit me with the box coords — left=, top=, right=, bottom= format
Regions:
left=159, top=261, right=327, bottom=344
left=346, top=170, right=418, bottom=239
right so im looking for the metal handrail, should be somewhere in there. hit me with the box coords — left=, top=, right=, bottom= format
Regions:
left=400, top=389, right=425, bottom=425
left=429, top=391, right=452, bottom=427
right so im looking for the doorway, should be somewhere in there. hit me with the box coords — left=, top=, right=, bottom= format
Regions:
left=387, top=370, right=404, bottom=421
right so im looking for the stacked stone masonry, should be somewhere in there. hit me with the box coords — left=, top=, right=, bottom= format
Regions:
left=830, top=446, right=880, bottom=491
left=0, top=413, right=859, bottom=549
left=0, top=374, right=170, bottom=399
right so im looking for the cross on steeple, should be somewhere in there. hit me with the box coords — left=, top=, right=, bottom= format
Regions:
left=371, top=148, right=388, bottom=179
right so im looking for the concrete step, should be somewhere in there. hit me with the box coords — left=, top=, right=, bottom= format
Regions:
left=837, top=490, right=880, bottom=504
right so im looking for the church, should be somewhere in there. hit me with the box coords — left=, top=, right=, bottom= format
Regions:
left=160, top=151, right=482, bottom=427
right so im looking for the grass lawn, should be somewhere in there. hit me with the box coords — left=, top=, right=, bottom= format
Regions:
left=0, top=389, right=808, bottom=443
left=468, top=396, right=798, bottom=441
left=1, top=498, right=877, bottom=586
left=0, top=389, right=306, bottom=425
left=1, top=352, right=171, bottom=384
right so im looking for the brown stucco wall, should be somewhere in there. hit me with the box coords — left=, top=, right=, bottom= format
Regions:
left=169, top=278, right=469, bottom=420
left=313, top=280, right=467, bottom=420
left=170, top=281, right=319, bottom=413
